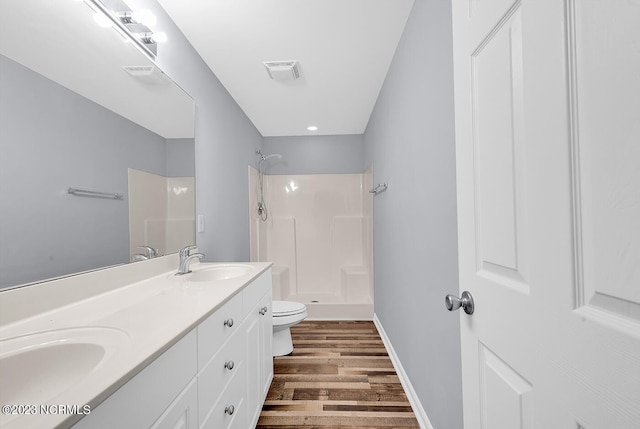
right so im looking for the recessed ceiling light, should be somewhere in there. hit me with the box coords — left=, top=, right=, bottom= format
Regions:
left=307, top=126, right=318, bottom=131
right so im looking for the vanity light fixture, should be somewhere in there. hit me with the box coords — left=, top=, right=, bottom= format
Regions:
left=85, top=0, right=165, bottom=58
left=307, top=126, right=318, bottom=131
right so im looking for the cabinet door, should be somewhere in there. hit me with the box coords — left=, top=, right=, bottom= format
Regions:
left=259, top=291, right=273, bottom=398
left=72, top=331, right=197, bottom=429
left=245, top=290, right=272, bottom=428
left=151, top=379, right=198, bottom=429
left=245, top=304, right=261, bottom=427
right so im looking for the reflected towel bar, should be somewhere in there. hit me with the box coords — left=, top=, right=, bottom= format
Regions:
left=369, top=182, right=388, bottom=195
left=68, top=187, right=123, bottom=200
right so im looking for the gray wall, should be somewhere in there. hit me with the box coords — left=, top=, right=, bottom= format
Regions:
left=166, top=138, right=196, bottom=177
left=364, top=0, right=463, bottom=428
left=0, top=55, right=168, bottom=288
left=142, top=0, right=262, bottom=262
left=262, top=135, right=365, bottom=175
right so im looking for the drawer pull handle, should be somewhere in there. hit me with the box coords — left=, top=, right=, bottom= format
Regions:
left=259, top=306, right=268, bottom=315
left=223, top=318, right=234, bottom=328
left=224, top=360, right=235, bottom=370
left=225, top=405, right=235, bottom=415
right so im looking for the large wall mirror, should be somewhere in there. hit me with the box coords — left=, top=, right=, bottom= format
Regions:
left=0, top=0, right=195, bottom=290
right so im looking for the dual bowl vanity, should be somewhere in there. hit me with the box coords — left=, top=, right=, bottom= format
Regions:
left=0, top=257, right=273, bottom=429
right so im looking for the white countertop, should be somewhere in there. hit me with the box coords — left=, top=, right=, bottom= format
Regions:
left=0, top=260, right=272, bottom=429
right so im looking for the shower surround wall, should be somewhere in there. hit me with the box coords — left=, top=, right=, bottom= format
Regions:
left=250, top=167, right=373, bottom=320
left=128, top=168, right=195, bottom=259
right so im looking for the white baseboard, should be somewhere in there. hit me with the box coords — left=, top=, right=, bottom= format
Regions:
left=373, top=313, right=434, bottom=429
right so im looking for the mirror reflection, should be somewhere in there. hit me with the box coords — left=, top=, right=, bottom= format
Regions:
left=0, top=0, right=195, bottom=290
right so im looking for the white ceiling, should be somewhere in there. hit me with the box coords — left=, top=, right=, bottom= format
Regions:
left=157, top=0, right=415, bottom=137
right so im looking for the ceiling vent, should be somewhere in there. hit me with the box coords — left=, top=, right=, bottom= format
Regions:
left=122, top=65, right=170, bottom=85
left=263, top=61, right=300, bottom=81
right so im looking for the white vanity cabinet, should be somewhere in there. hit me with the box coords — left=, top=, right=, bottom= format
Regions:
left=71, top=268, right=272, bottom=429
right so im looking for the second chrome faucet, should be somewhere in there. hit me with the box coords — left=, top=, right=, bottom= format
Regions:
left=176, top=245, right=204, bottom=275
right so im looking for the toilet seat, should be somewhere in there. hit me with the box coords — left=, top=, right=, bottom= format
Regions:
left=273, top=300, right=306, bottom=317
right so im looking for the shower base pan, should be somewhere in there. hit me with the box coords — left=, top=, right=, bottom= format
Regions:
left=289, top=294, right=373, bottom=320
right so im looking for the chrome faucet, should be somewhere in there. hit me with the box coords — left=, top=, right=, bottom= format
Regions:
left=176, top=245, right=204, bottom=275
left=179, top=245, right=197, bottom=267
left=138, top=246, right=158, bottom=259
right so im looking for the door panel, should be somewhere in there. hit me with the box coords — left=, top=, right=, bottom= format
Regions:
left=568, top=0, right=640, bottom=318
left=479, top=343, right=533, bottom=429
left=472, top=4, right=528, bottom=288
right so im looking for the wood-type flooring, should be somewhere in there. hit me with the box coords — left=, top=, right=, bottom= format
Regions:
left=257, top=320, right=420, bottom=429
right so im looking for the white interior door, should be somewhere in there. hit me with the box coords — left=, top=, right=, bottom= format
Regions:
left=451, top=0, right=640, bottom=428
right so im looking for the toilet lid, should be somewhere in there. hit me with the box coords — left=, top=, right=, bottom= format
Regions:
left=273, top=300, right=306, bottom=316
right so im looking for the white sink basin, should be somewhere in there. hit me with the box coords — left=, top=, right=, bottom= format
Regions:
left=0, top=327, right=129, bottom=411
left=187, top=264, right=254, bottom=282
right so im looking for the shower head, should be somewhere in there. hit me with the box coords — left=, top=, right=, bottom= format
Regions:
left=257, top=150, right=282, bottom=161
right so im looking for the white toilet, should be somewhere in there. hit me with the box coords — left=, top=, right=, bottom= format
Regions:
left=272, top=300, right=307, bottom=356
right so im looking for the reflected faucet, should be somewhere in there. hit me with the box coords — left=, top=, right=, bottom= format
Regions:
left=138, top=246, right=158, bottom=259
left=176, top=245, right=204, bottom=275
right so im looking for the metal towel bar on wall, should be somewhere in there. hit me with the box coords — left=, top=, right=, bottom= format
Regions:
left=68, top=187, right=123, bottom=200
left=369, top=182, right=388, bottom=195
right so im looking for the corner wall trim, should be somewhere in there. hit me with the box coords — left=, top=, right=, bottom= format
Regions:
left=373, top=313, right=434, bottom=429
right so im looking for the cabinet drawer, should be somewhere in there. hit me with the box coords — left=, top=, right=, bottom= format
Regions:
left=200, top=360, right=246, bottom=429
left=198, top=328, right=244, bottom=425
left=197, top=292, right=243, bottom=368
left=242, top=269, right=271, bottom=315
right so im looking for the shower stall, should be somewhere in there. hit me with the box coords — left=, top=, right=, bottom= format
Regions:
left=249, top=162, right=374, bottom=320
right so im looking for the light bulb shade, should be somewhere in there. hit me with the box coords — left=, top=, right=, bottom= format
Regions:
left=150, top=32, right=167, bottom=43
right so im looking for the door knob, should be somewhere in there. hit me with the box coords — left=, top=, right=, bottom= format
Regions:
left=445, top=291, right=474, bottom=315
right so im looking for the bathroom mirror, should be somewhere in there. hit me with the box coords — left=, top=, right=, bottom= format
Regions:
left=0, top=0, right=195, bottom=290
